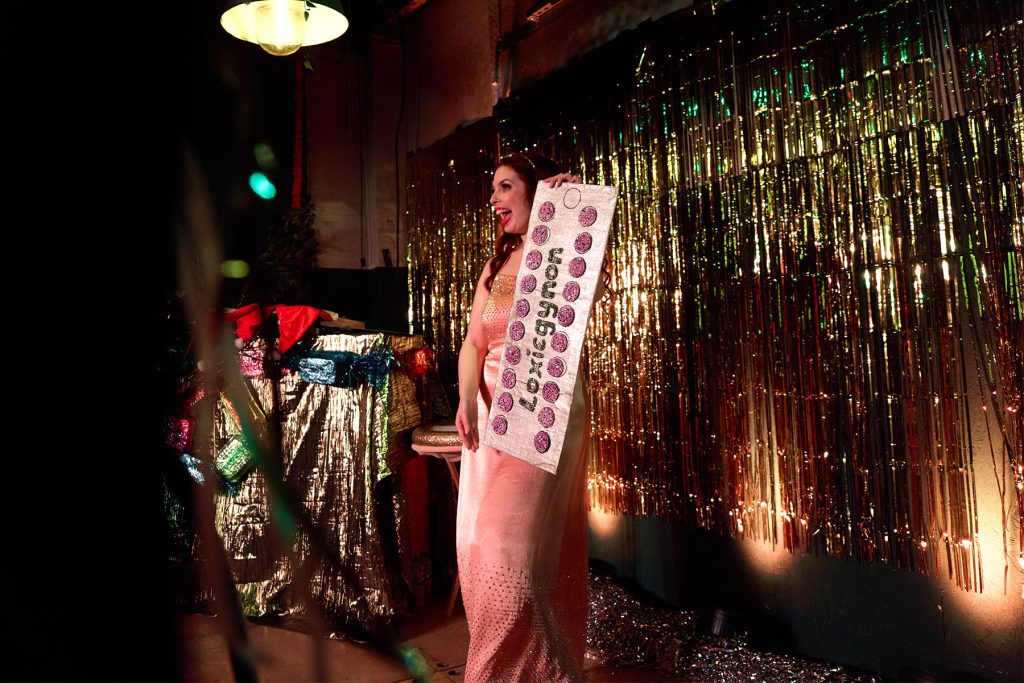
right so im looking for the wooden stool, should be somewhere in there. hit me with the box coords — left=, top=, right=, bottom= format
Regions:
left=410, top=422, right=463, bottom=616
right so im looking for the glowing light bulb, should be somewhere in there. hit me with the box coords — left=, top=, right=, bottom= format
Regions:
left=255, top=0, right=306, bottom=56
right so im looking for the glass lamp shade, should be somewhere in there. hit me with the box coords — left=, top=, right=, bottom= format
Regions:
left=221, top=0, right=349, bottom=55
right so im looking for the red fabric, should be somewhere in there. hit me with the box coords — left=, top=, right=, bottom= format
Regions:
left=225, top=304, right=330, bottom=352
left=270, top=305, right=332, bottom=353
left=401, top=456, right=431, bottom=605
left=225, top=304, right=264, bottom=342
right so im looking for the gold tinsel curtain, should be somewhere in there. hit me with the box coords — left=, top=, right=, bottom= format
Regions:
left=407, top=0, right=1023, bottom=590
left=407, top=119, right=499, bottom=380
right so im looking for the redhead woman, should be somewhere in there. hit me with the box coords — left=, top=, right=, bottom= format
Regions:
left=454, top=152, right=590, bottom=682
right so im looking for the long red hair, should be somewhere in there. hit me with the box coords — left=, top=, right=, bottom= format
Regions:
left=485, top=153, right=561, bottom=291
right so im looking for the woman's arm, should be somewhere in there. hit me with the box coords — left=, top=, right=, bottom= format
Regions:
left=454, top=264, right=494, bottom=451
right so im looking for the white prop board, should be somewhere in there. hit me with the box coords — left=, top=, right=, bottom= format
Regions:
left=480, top=182, right=619, bottom=473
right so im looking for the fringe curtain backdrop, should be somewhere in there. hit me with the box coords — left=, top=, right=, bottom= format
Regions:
left=406, top=0, right=1023, bottom=590
left=407, top=119, right=499, bottom=375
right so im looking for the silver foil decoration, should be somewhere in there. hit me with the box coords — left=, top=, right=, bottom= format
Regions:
left=586, top=572, right=877, bottom=682
left=202, top=331, right=425, bottom=632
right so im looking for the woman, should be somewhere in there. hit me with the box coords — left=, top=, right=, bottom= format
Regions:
left=454, top=152, right=589, bottom=682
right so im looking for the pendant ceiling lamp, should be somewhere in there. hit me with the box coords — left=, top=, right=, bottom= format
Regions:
left=221, top=0, right=349, bottom=56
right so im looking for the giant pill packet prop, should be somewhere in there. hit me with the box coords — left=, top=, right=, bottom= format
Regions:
left=480, top=182, right=618, bottom=474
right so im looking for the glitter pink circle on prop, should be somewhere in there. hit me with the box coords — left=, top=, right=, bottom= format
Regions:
left=532, top=225, right=550, bottom=245
left=520, top=274, right=537, bottom=293
left=569, top=257, right=586, bottom=278
left=578, top=206, right=598, bottom=227
left=505, top=346, right=521, bottom=364
left=526, top=250, right=542, bottom=270
left=497, top=392, right=513, bottom=412
left=538, top=201, right=555, bottom=221
left=547, top=357, right=566, bottom=377
left=492, top=416, right=508, bottom=435
left=501, top=369, right=517, bottom=388
left=543, top=381, right=560, bottom=402
left=534, top=431, right=551, bottom=453
left=509, top=321, right=525, bottom=341
left=557, top=306, right=575, bottom=327
left=563, top=281, right=581, bottom=302
left=551, top=332, right=569, bottom=353
left=515, top=299, right=530, bottom=318
left=574, top=232, right=593, bottom=253
left=538, top=407, right=555, bottom=428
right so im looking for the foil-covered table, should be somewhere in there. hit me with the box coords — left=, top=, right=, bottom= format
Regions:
left=209, top=330, right=425, bottom=634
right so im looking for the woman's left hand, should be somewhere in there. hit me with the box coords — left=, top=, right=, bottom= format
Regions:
left=544, top=172, right=581, bottom=187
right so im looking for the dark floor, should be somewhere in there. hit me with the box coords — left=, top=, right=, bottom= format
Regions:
left=179, top=601, right=674, bottom=682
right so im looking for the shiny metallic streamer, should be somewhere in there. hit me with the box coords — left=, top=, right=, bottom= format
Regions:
left=586, top=571, right=876, bottom=681
left=206, top=331, right=424, bottom=629
left=407, top=121, right=501, bottom=400
left=407, top=0, right=1023, bottom=588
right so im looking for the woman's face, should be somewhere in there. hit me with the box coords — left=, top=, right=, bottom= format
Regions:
left=489, top=165, right=532, bottom=235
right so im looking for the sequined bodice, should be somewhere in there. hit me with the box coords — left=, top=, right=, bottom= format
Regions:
left=481, top=274, right=515, bottom=347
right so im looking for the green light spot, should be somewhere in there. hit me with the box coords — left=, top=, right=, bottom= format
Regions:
left=752, top=87, right=768, bottom=109
left=221, top=260, right=251, bottom=279
left=254, top=142, right=276, bottom=169
left=396, top=642, right=432, bottom=680
left=249, top=172, right=277, bottom=200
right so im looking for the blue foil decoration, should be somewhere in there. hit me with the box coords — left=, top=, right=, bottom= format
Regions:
left=349, top=347, right=394, bottom=389
left=281, top=343, right=395, bottom=390
left=298, top=357, right=337, bottom=385
left=180, top=453, right=204, bottom=484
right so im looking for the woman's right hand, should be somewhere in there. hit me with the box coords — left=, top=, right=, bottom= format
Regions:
left=543, top=172, right=582, bottom=188
left=455, top=399, right=479, bottom=451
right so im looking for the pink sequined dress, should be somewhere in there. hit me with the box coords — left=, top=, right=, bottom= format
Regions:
left=456, top=273, right=590, bottom=683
